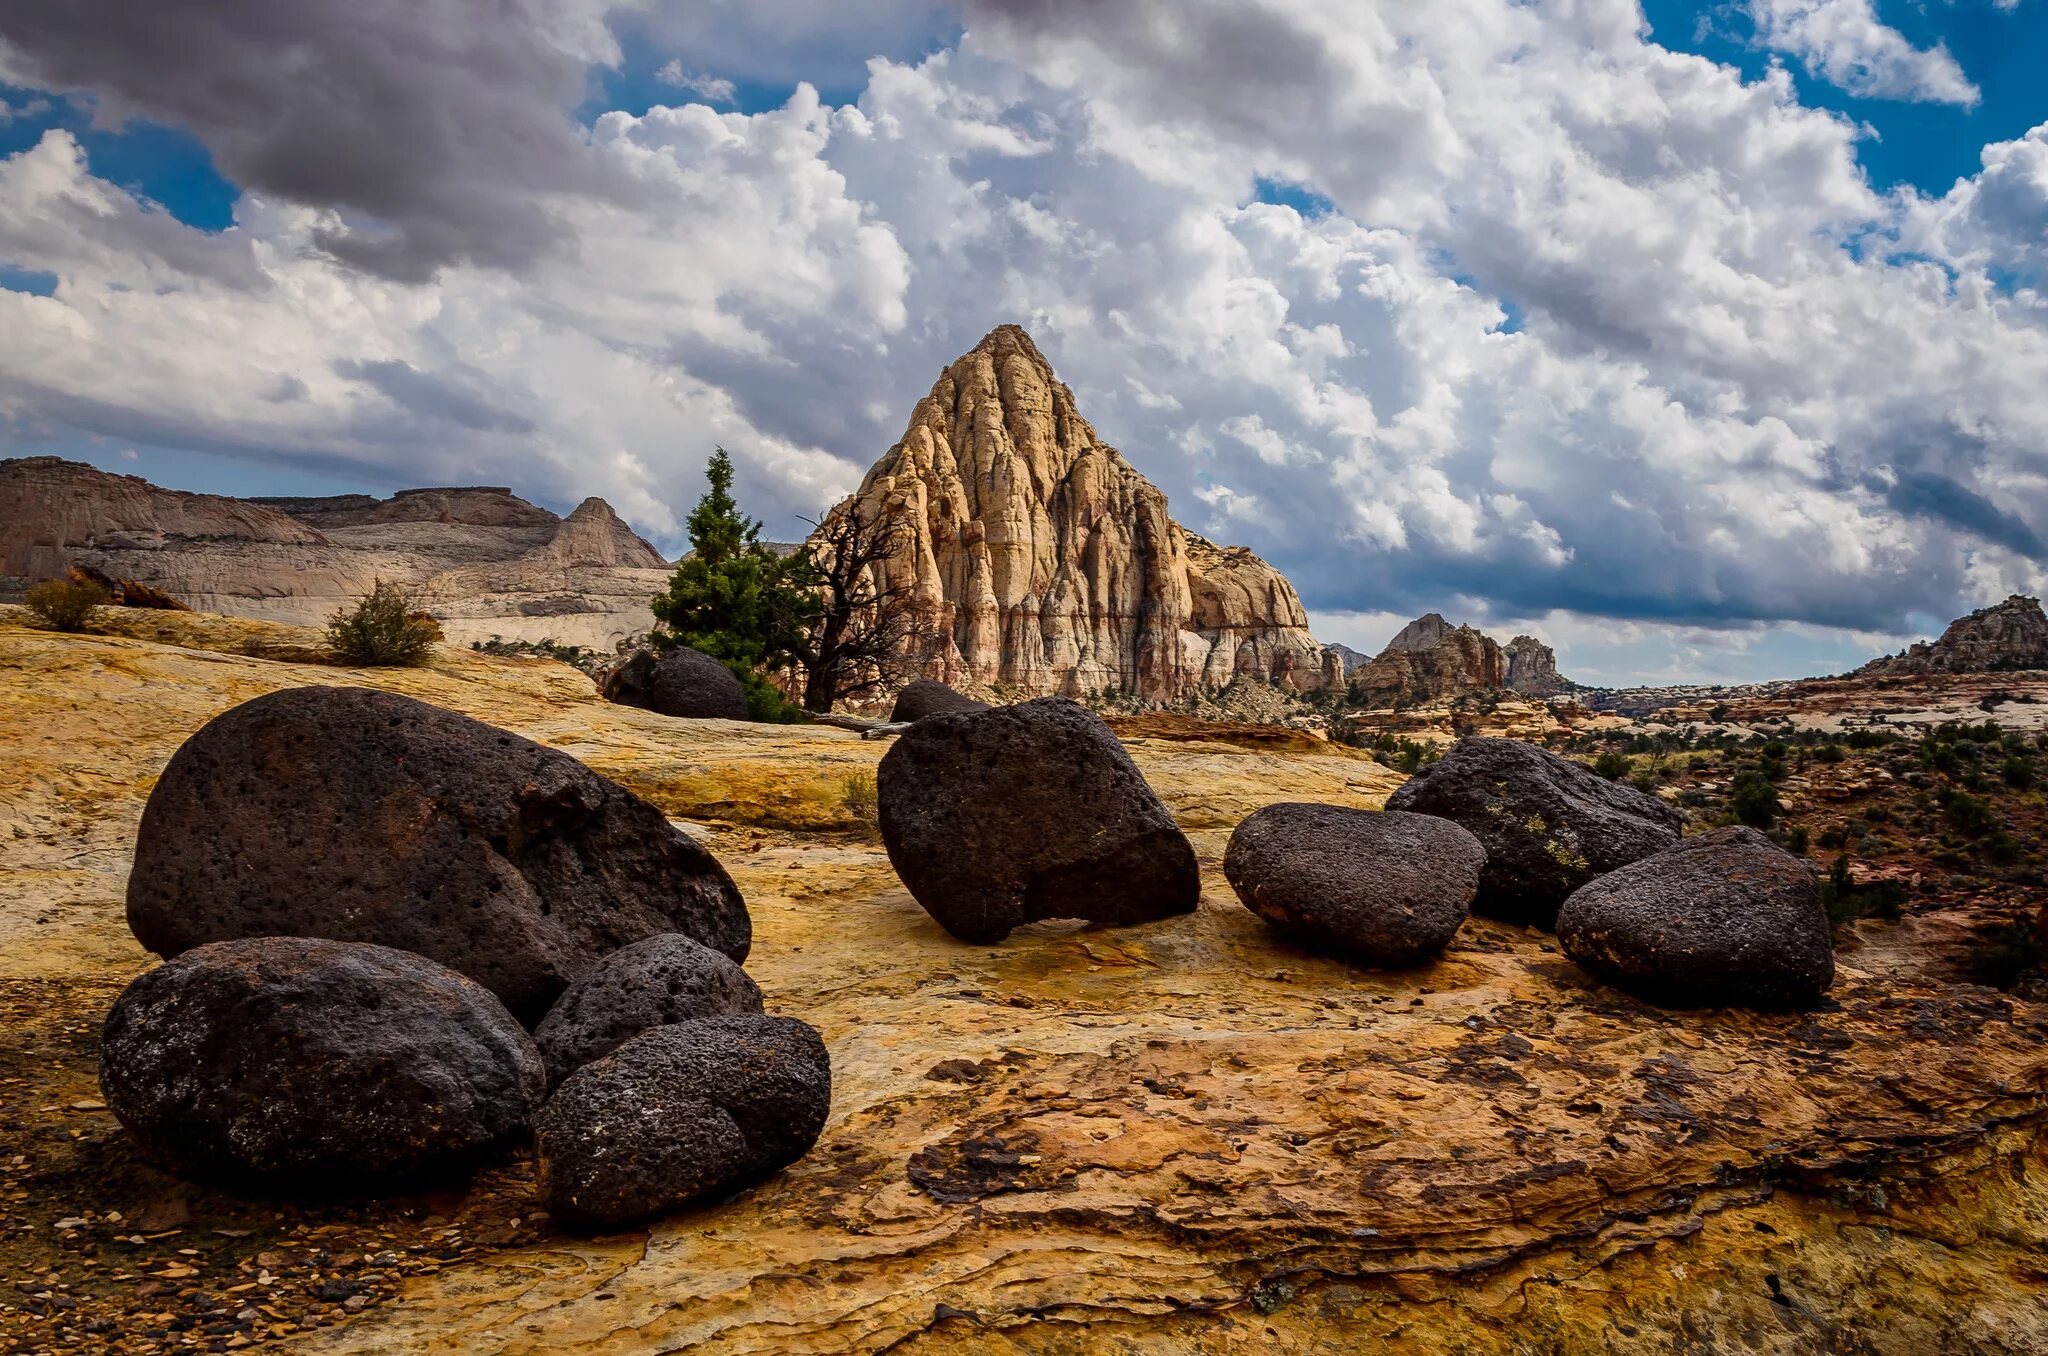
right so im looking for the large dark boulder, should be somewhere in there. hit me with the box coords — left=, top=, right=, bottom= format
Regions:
left=602, top=646, right=748, bottom=720
left=1224, top=804, right=1484, bottom=967
left=126, top=686, right=750, bottom=1024
left=99, top=937, right=543, bottom=1190
left=1385, top=737, right=1682, bottom=927
left=533, top=933, right=763, bottom=1089
left=877, top=697, right=1198, bottom=944
left=1556, top=826, right=1834, bottom=1009
left=535, top=1015, right=831, bottom=1228
left=889, top=679, right=989, bottom=723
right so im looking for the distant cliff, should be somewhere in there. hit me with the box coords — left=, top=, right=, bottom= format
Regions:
left=1349, top=612, right=1571, bottom=707
left=813, top=325, right=1338, bottom=701
left=0, top=457, right=670, bottom=650
left=1858, top=595, right=2048, bottom=677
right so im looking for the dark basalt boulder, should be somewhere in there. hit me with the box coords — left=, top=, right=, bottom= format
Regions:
left=533, top=933, right=764, bottom=1089
left=876, top=697, right=1199, bottom=944
left=889, top=679, right=990, bottom=723
left=126, top=686, right=750, bottom=1025
left=99, top=937, right=543, bottom=1190
left=1556, top=826, right=1835, bottom=1009
left=1385, top=737, right=1682, bottom=927
left=1224, top=803, right=1484, bottom=967
left=535, top=1015, right=831, bottom=1228
left=601, top=646, right=748, bottom=720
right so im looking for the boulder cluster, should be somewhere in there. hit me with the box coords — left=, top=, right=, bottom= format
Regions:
left=874, top=695, right=1830, bottom=1010
left=102, top=686, right=830, bottom=1228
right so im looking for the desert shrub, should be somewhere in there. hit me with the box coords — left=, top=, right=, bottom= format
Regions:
left=1822, top=854, right=1906, bottom=927
left=1812, top=742, right=1846, bottom=764
left=1938, top=787, right=1997, bottom=838
left=840, top=769, right=880, bottom=836
left=2002, top=756, right=2036, bottom=790
left=327, top=580, right=439, bottom=667
left=24, top=577, right=110, bottom=632
left=1730, top=770, right=1781, bottom=829
left=1783, top=825, right=1810, bottom=855
left=1591, top=751, right=1632, bottom=780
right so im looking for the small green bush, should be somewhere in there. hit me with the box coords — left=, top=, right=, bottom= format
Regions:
left=24, top=577, right=110, bottom=632
left=1591, top=751, right=1632, bottom=780
left=1730, top=770, right=1781, bottom=829
left=327, top=580, right=439, bottom=667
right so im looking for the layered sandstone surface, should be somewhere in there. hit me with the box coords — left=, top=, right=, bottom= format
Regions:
left=2, top=608, right=2045, bottom=1353
left=0, top=457, right=670, bottom=650
left=819, top=326, right=1336, bottom=701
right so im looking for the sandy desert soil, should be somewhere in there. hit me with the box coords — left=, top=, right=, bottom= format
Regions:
left=2, top=608, right=2045, bottom=1355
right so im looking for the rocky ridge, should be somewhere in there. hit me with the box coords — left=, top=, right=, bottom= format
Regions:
left=1859, top=594, right=2048, bottom=677
left=815, top=326, right=1337, bottom=702
left=1350, top=611, right=1570, bottom=706
left=0, top=457, right=671, bottom=650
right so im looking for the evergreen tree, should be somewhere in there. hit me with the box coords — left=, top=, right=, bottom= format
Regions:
left=650, top=448, right=810, bottom=721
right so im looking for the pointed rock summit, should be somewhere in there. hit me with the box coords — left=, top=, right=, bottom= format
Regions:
left=816, top=325, right=1334, bottom=701
left=1350, top=612, right=1571, bottom=707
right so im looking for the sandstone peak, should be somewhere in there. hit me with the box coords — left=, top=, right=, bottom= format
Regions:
left=820, top=326, right=1334, bottom=701
left=543, top=498, right=669, bottom=570
left=1350, top=612, right=1571, bottom=707
left=1858, top=594, right=2048, bottom=677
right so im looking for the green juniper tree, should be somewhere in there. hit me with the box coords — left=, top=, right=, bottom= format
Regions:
left=650, top=448, right=811, bottom=721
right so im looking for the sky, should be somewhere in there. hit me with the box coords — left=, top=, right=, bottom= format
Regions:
left=2, top=0, right=2046, bottom=687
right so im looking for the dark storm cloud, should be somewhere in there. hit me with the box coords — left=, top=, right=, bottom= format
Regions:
left=1884, top=470, right=2047, bottom=561
left=0, top=0, right=616, bottom=281
left=334, top=359, right=535, bottom=435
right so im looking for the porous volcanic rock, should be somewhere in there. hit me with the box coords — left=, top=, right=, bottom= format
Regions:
left=125, top=685, right=749, bottom=1023
left=535, top=1015, right=832, bottom=1228
left=601, top=646, right=749, bottom=720
left=1556, top=825, right=1834, bottom=1009
left=1386, top=737, right=1682, bottom=927
left=888, top=679, right=990, bottom=723
left=1223, top=804, right=1484, bottom=967
left=99, top=937, right=544, bottom=1189
left=877, top=697, right=1199, bottom=944
left=811, top=326, right=1335, bottom=701
left=534, top=933, right=764, bottom=1088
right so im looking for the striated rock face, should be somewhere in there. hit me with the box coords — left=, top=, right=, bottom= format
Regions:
left=1351, top=613, right=1571, bottom=706
left=816, top=326, right=1334, bottom=702
left=0, top=457, right=671, bottom=650
left=1859, top=595, right=2048, bottom=676
left=1503, top=634, right=1568, bottom=695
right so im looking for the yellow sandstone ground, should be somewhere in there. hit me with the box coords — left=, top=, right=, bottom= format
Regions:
left=2, top=608, right=2046, bottom=1355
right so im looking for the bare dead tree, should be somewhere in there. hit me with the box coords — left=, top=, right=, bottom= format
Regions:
left=789, top=497, right=934, bottom=713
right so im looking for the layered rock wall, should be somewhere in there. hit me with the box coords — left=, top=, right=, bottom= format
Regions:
left=1350, top=613, right=1570, bottom=707
left=818, top=326, right=1334, bottom=702
left=0, top=458, right=671, bottom=650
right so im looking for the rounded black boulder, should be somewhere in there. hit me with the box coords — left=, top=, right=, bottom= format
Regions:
left=889, top=679, right=990, bottom=723
left=126, top=686, right=750, bottom=1025
left=99, top=937, right=544, bottom=1190
left=877, top=697, right=1199, bottom=944
left=1384, top=737, right=1681, bottom=927
left=1556, top=825, right=1834, bottom=1009
left=602, top=646, right=748, bottom=720
left=533, top=933, right=764, bottom=1088
left=535, top=1014, right=831, bottom=1228
left=1224, top=804, right=1484, bottom=967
